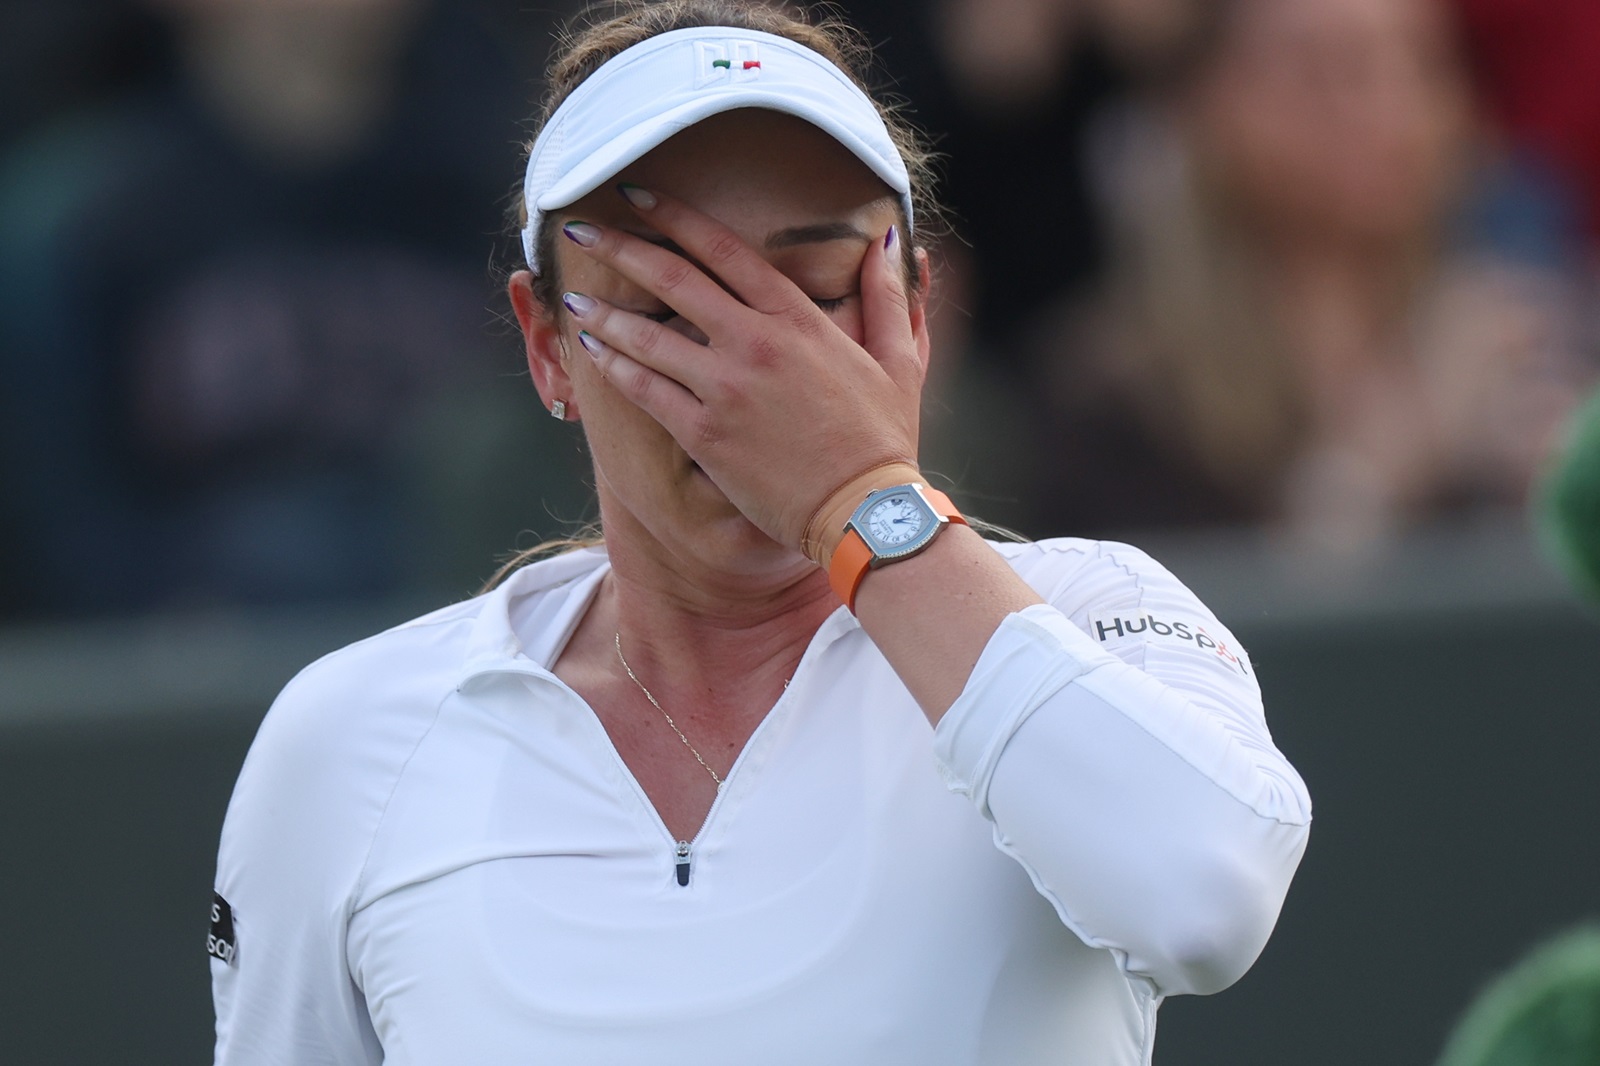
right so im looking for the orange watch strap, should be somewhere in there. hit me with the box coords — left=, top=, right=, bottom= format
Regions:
left=827, top=486, right=966, bottom=612
left=828, top=528, right=876, bottom=608
left=923, top=487, right=965, bottom=524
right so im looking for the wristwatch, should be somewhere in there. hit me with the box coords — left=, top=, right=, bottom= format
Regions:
left=828, top=482, right=966, bottom=612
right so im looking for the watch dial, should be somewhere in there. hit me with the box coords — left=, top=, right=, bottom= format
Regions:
left=866, top=494, right=926, bottom=547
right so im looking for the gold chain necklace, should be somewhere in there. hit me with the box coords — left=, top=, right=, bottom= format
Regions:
left=614, top=632, right=725, bottom=791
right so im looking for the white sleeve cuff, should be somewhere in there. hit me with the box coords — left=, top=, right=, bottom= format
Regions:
left=932, top=604, right=1121, bottom=816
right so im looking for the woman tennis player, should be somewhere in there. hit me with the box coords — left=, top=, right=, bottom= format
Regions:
left=210, top=3, right=1310, bottom=1062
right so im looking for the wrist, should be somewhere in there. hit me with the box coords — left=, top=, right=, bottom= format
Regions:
left=803, top=460, right=924, bottom=569
left=825, top=479, right=967, bottom=612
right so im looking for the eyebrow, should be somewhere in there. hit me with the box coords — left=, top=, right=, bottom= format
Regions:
left=624, top=220, right=871, bottom=261
left=764, top=222, right=871, bottom=249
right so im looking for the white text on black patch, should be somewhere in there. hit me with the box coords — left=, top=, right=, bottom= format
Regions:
left=208, top=892, right=237, bottom=965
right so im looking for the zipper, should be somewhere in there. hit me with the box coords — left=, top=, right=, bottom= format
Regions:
left=675, top=840, right=692, bottom=887
left=673, top=785, right=723, bottom=888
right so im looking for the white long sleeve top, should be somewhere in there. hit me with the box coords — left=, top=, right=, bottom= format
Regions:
left=211, top=538, right=1310, bottom=1065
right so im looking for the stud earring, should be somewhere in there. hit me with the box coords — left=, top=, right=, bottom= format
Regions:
left=550, top=399, right=568, bottom=421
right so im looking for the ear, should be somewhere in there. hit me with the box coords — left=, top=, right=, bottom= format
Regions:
left=908, top=247, right=933, bottom=379
left=508, top=269, right=579, bottom=420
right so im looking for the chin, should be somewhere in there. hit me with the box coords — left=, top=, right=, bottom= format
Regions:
left=694, top=511, right=811, bottom=578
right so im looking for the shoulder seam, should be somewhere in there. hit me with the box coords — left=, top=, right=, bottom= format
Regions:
left=348, top=689, right=454, bottom=918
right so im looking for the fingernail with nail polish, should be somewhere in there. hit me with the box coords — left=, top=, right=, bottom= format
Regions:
left=884, top=224, right=897, bottom=251
left=578, top=330, right=604, bottom=356
left=562, top=291, right=595, bottom=317
left=618, top=183, right=657, bottom=209
left=563, top=221, right=600, bottom=247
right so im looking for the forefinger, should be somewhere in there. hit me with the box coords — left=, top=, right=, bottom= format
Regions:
left=562, top=216, right=750, bottom=339
left=614, top=183, right=818, bottom=320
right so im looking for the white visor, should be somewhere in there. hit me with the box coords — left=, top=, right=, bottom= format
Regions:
left=520, top=25, right=913, bottom=271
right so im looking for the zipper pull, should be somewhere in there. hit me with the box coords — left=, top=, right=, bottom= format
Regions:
left=675, top=840, right=692, bottom=887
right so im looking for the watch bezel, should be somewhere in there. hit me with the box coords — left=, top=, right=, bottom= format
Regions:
left=845, top=482, right=950, bottom=567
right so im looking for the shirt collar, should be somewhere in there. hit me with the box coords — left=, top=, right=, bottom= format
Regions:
left=457, top=547, right=611, bottom=686
left=453, top=545, right=863, bottom=687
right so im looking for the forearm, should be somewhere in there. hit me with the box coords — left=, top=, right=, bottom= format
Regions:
left=847, top=523, right=1044, bottom=724
left=932, top=604, right=1311, bottom=994
left=840, top=525, right=1312, bottom=993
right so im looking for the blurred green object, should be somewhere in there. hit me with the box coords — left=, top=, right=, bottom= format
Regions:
left=1438, top=926, right=1600, bottom=1066
left=1537, top=387, right=1600, bottom=602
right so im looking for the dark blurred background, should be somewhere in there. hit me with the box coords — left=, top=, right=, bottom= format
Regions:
left=1, top=0, right=1597, bottom=1062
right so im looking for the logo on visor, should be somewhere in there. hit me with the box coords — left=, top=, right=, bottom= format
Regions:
left=695, top=40, right=762, bottom=88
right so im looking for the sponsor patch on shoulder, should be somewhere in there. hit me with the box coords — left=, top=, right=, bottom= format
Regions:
left=1087, top=610, right=1251, bottom=676
left=208, top=892, right=237, bottom=965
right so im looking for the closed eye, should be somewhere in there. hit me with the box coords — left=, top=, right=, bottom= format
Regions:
left=637, top=295, right=851, bottom=324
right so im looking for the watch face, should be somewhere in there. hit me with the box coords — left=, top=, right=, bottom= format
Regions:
left=864, top=492, right=928, bottom=548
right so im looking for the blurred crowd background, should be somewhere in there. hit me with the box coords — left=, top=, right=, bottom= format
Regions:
left=1, top=0, right=1598, bottom=622
left=4, top=4, right=1600, bottom=1064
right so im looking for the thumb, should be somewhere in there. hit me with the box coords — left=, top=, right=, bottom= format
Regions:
left=861, top=224, right=918, bottom=380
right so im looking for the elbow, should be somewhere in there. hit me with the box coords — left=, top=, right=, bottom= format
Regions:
left=1144, top=821, right=1310, bottom=996
left=1152, top=885, right=1282, bottom=995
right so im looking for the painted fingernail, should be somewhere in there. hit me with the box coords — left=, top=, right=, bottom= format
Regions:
left=563, top=220, right=600, bottom=247
left=884, top=224, right=898, bottom=251
left=577, top=330, right=604, bottom=356
left=617, top=183, right=657, bottom=209
left=561, top=291, right=596, bottom=317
